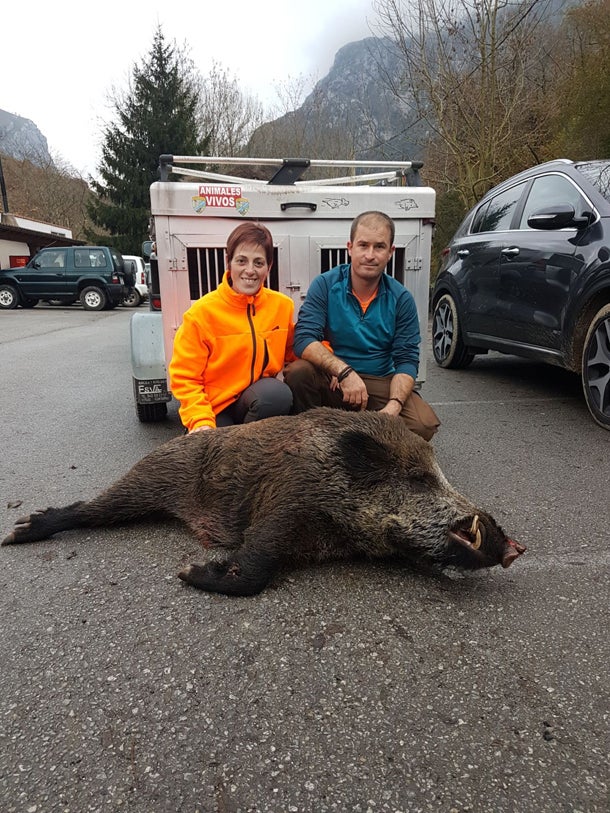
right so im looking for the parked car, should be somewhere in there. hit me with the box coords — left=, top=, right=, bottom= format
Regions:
left=121, top=255, right=149, bottom=307
left=431, top=159, right=610, bottom=430
left=0, top=246, right=127, bottom=311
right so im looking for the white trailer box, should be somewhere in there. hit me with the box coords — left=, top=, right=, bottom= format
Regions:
left=131, top=156, right=435, bottom=422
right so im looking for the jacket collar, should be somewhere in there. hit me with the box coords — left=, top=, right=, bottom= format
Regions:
left=218, top=270, right=266, bottom=308
left=343, top=263, right=389, bottom=296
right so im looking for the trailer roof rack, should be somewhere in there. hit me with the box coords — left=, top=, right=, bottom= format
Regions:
left=157, top=155, right=424, bottom=187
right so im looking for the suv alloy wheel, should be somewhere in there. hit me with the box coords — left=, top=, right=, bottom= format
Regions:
left=432, top=293, right=474, bottom=369
left=582, top=304, right=610, bottom=429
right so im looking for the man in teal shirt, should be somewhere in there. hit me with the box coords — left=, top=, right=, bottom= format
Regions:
left=285, top=210, right=440, bottom=441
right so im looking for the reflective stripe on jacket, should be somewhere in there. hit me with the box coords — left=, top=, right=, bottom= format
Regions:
left=169, top=271, right=295, bottom=431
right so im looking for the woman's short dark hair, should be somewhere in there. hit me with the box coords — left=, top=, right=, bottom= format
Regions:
left=226, top=222, right=274, bottom=267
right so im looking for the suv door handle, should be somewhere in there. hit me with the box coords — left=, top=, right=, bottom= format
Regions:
left=501, top=247, right=520, bottom=257
left=457, top=249, right=470, bottom=258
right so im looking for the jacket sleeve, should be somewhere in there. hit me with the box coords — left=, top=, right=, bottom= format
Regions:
left=168, top=310, right=216, bottom=430
left=293, top=275, right=328, bottom=357
left=391, top=291, right=421, bottom=380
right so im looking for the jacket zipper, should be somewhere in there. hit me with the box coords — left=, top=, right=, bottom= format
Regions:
left=247, top=302, right=257, bottom=384
left=262, top=340, right=269, bottom=373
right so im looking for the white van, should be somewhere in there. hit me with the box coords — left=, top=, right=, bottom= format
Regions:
left=131, top=156, right=435, bottom=422
left=121, top=255, right=148, bottom=307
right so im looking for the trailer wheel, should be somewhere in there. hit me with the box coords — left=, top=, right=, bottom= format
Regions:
left=136, top=401, right=168, bottom=422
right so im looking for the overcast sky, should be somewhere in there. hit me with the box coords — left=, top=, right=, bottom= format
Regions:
left=2, top=0, right=378, bottom=177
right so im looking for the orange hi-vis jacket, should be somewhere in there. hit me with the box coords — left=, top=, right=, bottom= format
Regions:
left=169, top=271, right=295, bottom=431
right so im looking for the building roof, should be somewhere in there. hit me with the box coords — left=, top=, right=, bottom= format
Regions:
left=0, top=219, right=83, bottom=253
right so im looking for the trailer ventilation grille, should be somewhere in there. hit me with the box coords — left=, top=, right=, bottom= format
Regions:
left=186, top=245, right=407, bottom=299
left=187, top=247, right=280, bottom=299
left=320, top=247, right=406, bottom=284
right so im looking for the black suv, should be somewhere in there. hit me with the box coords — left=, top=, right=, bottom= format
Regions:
left=0, top=246, right=128, bottom=311
left=431, top=159, right=610, bottom=429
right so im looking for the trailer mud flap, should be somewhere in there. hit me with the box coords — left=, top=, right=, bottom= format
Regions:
left=130, top=311, right=172, bottom=404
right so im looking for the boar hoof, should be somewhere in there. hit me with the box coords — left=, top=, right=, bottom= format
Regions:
left=177, top=559, right=268, bottom=597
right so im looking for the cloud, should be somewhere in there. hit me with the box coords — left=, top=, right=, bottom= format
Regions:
left=1, top=0, right=378, bottom=175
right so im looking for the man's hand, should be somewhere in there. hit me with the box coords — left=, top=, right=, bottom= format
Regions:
left=338, top=369, right=368, bottom=409
left=300, top=342, right=369, bottom=408
left=189, top=425, right=212, bottom=434
left=379, top=399, right=402, bottom=417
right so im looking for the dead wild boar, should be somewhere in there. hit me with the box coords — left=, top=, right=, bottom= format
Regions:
left=2, top=408, right=525, bottom=596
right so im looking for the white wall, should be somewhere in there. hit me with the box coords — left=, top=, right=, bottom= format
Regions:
left=0, top=239, right=30, bottom=270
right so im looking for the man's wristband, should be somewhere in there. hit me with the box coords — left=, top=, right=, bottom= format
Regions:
left=336, top=365, right=354, bottom=383
left=388, top=396, right=404, bottom=408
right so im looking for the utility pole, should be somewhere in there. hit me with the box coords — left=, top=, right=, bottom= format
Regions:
left=0, top=155, right=9, bottom=213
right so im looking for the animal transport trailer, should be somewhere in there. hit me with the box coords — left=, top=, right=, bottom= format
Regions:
left=130, top=155, right=436, bottom=422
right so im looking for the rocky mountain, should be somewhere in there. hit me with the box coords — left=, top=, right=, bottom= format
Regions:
left=247, top=37, right=421, bottom=165
left=1, top=35, right=416, bottom=177
left=0, top=109, right=53, bottom=167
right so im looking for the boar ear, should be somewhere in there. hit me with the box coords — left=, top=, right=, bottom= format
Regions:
left=335, top=431, right=397, bottom=486
left=336, top=430, right=437, bottom=489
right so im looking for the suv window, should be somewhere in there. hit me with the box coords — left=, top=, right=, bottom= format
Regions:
left=75, top=249, right=108, bottom=269
left=519, top=174, right=590, bottom=228
left=110, top=249, right=124, bottom=273
left=74, top=248, right=107, bottom=268
left=575, top=160, right=610, bottom=203
left=38, top=249, right=67, bottom=268
left=471, top=182, right=526, bottom=234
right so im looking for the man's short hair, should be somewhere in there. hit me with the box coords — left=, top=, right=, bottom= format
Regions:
left=350, top=211, right=395, bottom=245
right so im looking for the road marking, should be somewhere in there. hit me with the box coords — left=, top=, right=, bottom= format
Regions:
left=430, top=397, right=580, bottom=406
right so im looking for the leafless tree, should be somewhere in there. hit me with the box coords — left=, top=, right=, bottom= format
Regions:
left=198, top=63, right=265, bottom=156
left=549, top=0, right=610, bottom=158
left=246, top=74, right=375, bottom=177
left=1, top=152, right=95, bottom=239
left=372, top=0, right=565, bottom=207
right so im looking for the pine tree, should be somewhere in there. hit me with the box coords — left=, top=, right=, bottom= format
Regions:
left=87, top=26, right=208, bottom=253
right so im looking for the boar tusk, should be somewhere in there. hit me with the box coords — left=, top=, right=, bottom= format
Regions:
left=469, top=515, right=482, bottom=549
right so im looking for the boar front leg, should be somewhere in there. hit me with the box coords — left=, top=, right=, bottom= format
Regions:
left=177, top=514, right=293, bottom=596
left=178, top=546, right=280, bottom=596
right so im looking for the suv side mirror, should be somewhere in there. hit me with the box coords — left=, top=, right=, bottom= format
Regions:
left=528, top=203, right=593, bottom=231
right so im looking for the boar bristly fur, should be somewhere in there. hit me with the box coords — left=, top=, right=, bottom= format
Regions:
left=2, top=408, right=525, bottom=596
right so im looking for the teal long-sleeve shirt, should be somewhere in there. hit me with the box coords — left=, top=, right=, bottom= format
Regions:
left=293, top=264, right=421, bottom=379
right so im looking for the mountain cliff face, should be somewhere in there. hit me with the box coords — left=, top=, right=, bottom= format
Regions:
left=1, top=36, right=416, bottom=173
left=0, top=109, right=53, bottom=166
left=248, top=37, right=420, bottom=163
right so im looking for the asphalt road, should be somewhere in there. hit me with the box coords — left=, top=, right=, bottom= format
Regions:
left=0, top=305, right=608, bottom=813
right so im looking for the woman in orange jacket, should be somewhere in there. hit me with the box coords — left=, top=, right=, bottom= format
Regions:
left=169, top=222, right=295, bottom=432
